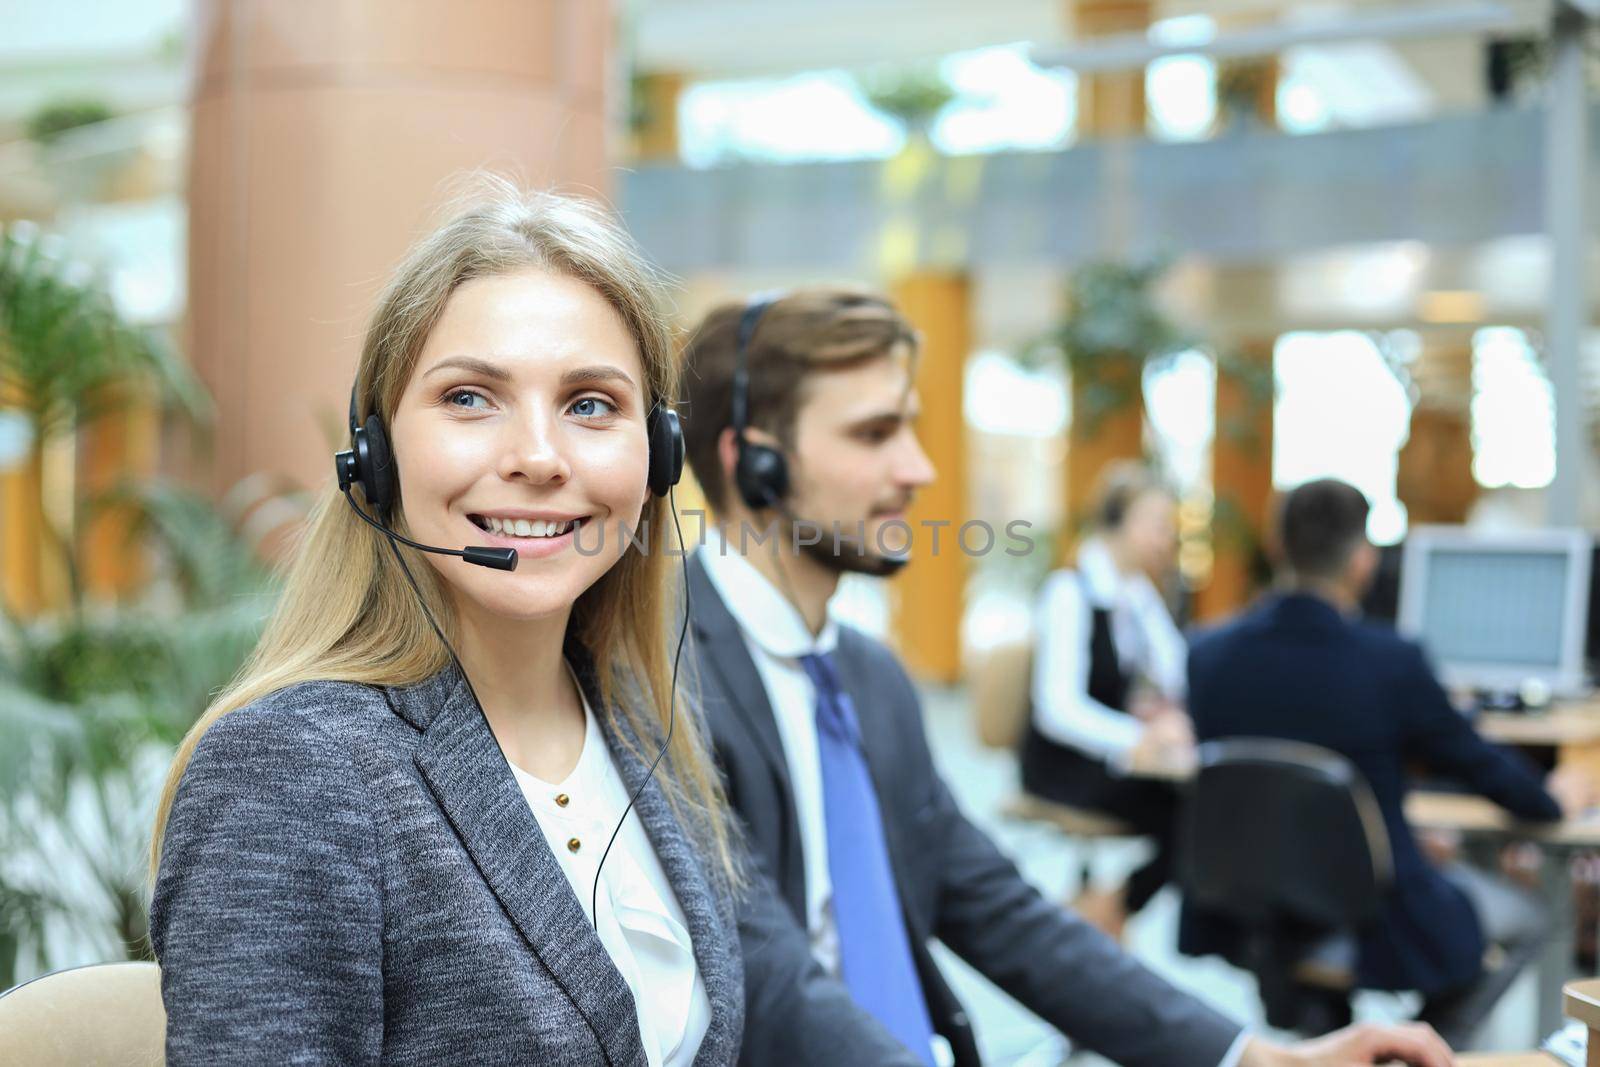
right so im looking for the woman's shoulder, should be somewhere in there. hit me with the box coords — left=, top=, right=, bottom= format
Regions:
left=1037, top=566, right=1086, bottom=604
left=182, top=679, right=393, bottom=790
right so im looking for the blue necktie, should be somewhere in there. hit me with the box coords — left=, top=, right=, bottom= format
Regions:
left=798, top=651, right=936, bottom=1066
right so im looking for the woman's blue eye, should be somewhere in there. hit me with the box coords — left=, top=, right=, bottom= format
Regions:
left=446, top=389, right=487, bottom=410
left=571, top=396, right=616, bottom=419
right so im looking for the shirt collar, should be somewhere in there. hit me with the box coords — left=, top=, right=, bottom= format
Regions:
left=1077, top=535, right=1164, bottom=610
left=1076, top=537, right=1125, bottom=604
left=697, top=527, right=839, bottom=659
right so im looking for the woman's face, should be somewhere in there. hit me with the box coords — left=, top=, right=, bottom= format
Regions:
left=388, top=268, right=651, bottom=624
left=1116, top=488, right=1178, bottom=576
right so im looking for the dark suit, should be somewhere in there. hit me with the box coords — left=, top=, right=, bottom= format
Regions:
left=687, top=553, right=1243, bottom=1067
left=1183, top=592, right=1560, bottom=996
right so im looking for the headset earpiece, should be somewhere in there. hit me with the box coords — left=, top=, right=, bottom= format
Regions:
left=731, top=293, right=790, bottom=511
left=358, top=413, right=398, bottom=516
left=647, top=403, right=684, bottom=498
left=734, top=438, right=788, bottom=510
left=335, top=382, right=398, bottom=519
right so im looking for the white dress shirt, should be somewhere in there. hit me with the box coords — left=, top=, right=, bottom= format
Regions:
left=509, top=672, right=710, bottom=1067
left=698, top=529, right=843, bottom=974
left=1030, top=536, right=1189, bottom=768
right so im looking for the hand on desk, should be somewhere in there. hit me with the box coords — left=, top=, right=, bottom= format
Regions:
left=1545, top=765, right=1596, bottom=819
left=1242, top=1022, right=1454, bottom=1067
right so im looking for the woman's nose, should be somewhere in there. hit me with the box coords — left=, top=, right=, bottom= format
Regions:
left=498, top=412, right=571, bottom=486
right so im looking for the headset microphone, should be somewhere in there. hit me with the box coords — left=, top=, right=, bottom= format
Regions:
left=338, top=482, right=519, bottom=571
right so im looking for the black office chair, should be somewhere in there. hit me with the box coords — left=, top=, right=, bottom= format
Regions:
left=1179, top=738, right=1393, bottom=1034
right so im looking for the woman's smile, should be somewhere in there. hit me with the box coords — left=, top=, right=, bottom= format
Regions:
left=466, top=511, right=592, bottom=559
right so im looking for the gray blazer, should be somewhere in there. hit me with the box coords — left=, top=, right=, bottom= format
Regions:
left=687, top=552, right=1247, bottom=1067
left=150, top=647, right=744, bottom=1066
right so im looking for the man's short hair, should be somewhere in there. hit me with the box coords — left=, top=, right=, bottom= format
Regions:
left=678, top=287, right=918, bottom=513
left=1277, top=478, right=1371, bottom=580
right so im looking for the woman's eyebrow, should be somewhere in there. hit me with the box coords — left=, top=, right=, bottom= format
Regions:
left=423, top=356, right=512, bottom=383
left=560, top=364, right=637, bottom=392
left=421, top=358, right=636, bottom=394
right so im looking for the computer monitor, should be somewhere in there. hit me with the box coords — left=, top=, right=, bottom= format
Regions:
left=1397, top=526, right=1593, bottom=698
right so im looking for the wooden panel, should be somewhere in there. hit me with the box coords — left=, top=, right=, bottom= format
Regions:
left=1063, top=359, right=1144, bottom=565
left=1196, top=338, right=1274, bottom=622
left=889, top=271, right=969, bottom=684
left=1405, top=791, right=1600, bottom=847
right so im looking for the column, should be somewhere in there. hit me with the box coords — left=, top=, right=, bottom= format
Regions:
left=1398, top=337, right=1476, bottom=526
left=1064, top=361, right=1146, bottom=563
left=79, top=384, right=162, bottom=602
left=889, top=272, right=969, bottom=684
left=1195, top=339, right=1275, bottom=621
left=630, top=72, right=684, bottom=163
left=188, top=0, right=614, bottom=497
left=1074, top=1, right=1150, bottom=139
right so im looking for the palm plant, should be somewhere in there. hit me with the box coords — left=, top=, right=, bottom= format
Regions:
left=0, top=223, right=276, bottom=986
left=0, top=482, right=279, bottom=985
left=1020, top=259, right=1194, bottom=436
left=0, top=222, right=210, bottom=609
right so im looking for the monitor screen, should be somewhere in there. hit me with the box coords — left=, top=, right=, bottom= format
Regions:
left=1418, top=550, right=1570, bottom=669
left=1398, top=527, right=1593, bottom=697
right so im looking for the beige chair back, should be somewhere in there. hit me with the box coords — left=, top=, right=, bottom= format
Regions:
left=0, top=961, right=166, bottom=1067
left=971, top=635, right=1035, bottom=750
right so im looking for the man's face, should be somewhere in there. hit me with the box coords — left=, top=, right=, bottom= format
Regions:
left=781, top=344, right=936, bottom=564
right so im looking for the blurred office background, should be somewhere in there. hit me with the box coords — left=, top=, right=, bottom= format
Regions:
left=0, top=0, right=1595, bottom=1059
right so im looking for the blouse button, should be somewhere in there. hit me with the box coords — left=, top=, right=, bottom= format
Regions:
left=555, top=793, right=570, bottom=807
left=567, top=837, right=582, bottom=853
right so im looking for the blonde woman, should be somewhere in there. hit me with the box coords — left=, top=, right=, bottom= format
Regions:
left=148, top=184, right=917, bottom=1067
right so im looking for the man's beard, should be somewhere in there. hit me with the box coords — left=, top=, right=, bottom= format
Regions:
left=781, top=507, right=911, bottom=578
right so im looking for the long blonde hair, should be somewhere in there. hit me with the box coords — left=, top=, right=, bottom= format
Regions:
left=150, top=178, right=735, bottom=883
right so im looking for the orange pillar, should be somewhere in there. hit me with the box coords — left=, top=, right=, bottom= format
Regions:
left=630, top=72, right=684, bottom=163
left=1398, top=407, right=1477, bottom=526
left=1196, top=339, right=1275, bottom=621
left=1075, top=1, right=1150, bottom=138
left=188, top=0, right=614, bottom=497
left=1061, top=1, right=1152, bottom=558
left=1064, top=361, right=1146, bottom=561
left=890, top=272, right=969, bottom=684
left=1, top=442, right=48, bottom=617
left=1214, top=54, right=1280, bottom=133
left=79, top=384, right=162, bottom=602
left=1397, top=339, right=1476, bottom=527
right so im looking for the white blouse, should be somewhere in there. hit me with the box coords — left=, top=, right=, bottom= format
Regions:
left=508, top=679, right=710, bottom=1067
left=1030, top=536, right=1189, bottom=768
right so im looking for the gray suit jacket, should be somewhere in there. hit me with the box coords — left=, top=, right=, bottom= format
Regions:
left=687, top=552, right=1247, bottom=1067
left=151, top=646, right=746, bottom=1066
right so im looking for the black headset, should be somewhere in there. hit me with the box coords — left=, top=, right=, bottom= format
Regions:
left=730, top=294, right=790, bottom=511
left=334, top=368, right=687, bottom=932
left=337, top=381, right=684, bottom=527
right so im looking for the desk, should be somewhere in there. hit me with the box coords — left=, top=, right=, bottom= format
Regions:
left=1477, top=708, right=1600, bottom=748
left=1405, top=793, right=1600, bottom=848
left=1407, top=793, right=1600, bottom=1036
left=1564, top=977, right=1600, bottom=1066
left=1478, top=702, right=1600, bottom=781
left=1454, top=978, right=1600, bottom=1066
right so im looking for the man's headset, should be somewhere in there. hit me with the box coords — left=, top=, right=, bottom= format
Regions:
left=730, top=293, right=789, bottom=511
left=730, top=293, right=910, bottom=576
left=335, top=370, right=688, bottom=930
